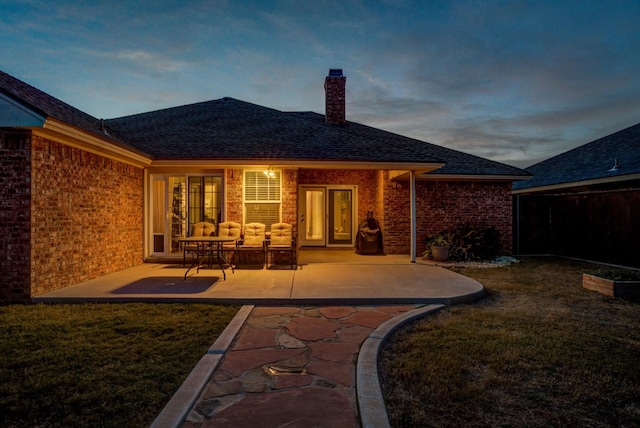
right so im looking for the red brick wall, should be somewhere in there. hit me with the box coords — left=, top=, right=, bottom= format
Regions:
left=28, top=135, right=144, bottom=297
left=225, top=169, right=243, bottom=224
left=381, top=173, right=410, bottom=254
left=0, top=131, right=32, bottom=302
left=282, top=168, right=298, bottom=226
left=382, top=174, right=513, bottom=255
left=226, top=167, right=512, bottom=256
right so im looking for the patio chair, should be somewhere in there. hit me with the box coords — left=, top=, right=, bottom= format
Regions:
left=183, top=221, right=216, bottom=267
left=236, top=222, right=266, bottom=268
left=266, top=223, right=296, bottom=269
left=217, top=221, right=241, bottom=266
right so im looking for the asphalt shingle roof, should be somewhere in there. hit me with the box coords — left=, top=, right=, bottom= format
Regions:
left=513, top=122, right=640, bottom=190
left=0, top=70, right=142, bottom=154
left=106, top=98, right=435, bottom=163
left=107, top=98, right=528, bottom=177
left=293, top=112, right=528, bottom=176
left=1, top=69, right=528, bottom=178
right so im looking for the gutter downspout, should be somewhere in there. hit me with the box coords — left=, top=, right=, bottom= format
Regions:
left=410, top=170, right=417, bottom=263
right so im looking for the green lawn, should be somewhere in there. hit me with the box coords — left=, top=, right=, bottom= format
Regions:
left=379, top=257, right=640, bottom=427
left=0, top=303, right=238, bottom=428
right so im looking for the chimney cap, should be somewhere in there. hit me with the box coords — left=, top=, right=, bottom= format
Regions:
left=328, top=69, right=343, bottom=77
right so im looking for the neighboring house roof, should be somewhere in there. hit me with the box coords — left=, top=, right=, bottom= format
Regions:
left=1, top=69, right=528, bottom=178
left=513, top=122, right=640, bottom=192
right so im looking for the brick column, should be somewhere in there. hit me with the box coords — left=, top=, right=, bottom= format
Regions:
left=0, top=131, right=32, bottom=302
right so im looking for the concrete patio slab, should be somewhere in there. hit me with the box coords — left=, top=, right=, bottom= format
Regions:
left=291, top=262, right=483, bottom=304
left=32, top=251, right=484, bottom=305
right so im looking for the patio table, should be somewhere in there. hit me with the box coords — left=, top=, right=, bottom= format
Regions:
left=179, top=236, right=236, bottom=280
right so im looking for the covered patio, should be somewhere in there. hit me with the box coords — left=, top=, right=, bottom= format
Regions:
left=33, top=250, right=484, bottom=305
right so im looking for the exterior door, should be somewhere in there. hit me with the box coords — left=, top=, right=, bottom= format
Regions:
left=148, top=174, right=222, bottom=257
left=328, top=189, right=354, bottom=245
left=298, top=186, right=356, bottom=247
left=299, top=187, right=326, bottom=246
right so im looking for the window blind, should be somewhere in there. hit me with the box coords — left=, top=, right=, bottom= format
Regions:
left=244, top=170, right=282, bottom=230
left=244, top=170, right=281, bottom=201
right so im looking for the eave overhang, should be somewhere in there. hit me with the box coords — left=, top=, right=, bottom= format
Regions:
left=32, top=118, right=152, bottom=167
left=512, top=172, right=640, bottom=195
left=149, top=159, right=445, bottom=173
left=42, top=118, right=151, bottom=166
left=391, top=171, right=532, bottom=182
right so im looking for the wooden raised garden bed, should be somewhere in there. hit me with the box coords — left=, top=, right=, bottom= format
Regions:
left=583, top=273, right=640, bottom=298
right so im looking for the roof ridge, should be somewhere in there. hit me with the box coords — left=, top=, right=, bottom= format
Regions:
left=107, top=97, right=283, bottom=121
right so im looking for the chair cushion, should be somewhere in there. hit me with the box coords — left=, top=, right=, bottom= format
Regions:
left=270, top=223, right=292, bottom=246
left=191, top=222, right=216, bottom=237
left=218, top=222, right=241, bottom=239
left=243, top=223, right=265, bottom=245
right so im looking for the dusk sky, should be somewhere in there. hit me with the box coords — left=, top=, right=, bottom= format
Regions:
left=2, top=0, right=639, bottom=167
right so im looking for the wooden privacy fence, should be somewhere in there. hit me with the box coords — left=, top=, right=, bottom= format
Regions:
left=514, top=186, right=640, bottom=268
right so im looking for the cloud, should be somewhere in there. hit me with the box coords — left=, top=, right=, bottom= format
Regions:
left=108, top=50, right=193, bottom=77
left=3, top=0, right=640, bottom=167
left=338, top=1, right=640, bottom=166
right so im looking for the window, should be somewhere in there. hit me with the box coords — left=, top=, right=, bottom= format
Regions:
left=188, top=176, right=223, bottom=228
left=244, top=170, right=281, bottom=229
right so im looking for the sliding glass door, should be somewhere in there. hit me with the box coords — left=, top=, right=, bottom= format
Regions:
left=150, top=174, right=223, bottom=256
left=298, top=185, right=356, bottom=247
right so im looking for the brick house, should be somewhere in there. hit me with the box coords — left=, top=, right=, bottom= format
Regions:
left=0, top=69, right=529, bottom=302
left=513, top=123, right=640, bottom=268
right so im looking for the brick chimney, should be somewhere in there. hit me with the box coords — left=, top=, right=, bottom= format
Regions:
left=324, top=69, right=346, bottom=125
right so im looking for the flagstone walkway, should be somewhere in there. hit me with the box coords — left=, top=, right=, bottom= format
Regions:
left=180, top=305, right=423, bottom=427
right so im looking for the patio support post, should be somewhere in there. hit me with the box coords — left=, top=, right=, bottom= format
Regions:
left=410, top=170, right=417, bottom=263
left=515, top=194, right=520, bottom=256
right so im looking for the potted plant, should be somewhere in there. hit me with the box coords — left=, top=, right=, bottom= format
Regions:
left=426, top=232, right=452, bottom=262
left=423, top=223, right=502, bottom=263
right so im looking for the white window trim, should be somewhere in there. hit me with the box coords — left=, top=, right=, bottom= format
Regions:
left=243, top=169, right=282, bottom=228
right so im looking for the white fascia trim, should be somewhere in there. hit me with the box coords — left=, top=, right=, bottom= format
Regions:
left=40, top=118, right=152, bottom=167
left=150, top=159, right=444, bottom=172
left=391, top=172, right=532, bottom=182
left=512, top=173, right=640, bottom=195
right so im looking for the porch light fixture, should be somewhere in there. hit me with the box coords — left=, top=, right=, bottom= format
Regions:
left=263, top=166, right=275, bottom=178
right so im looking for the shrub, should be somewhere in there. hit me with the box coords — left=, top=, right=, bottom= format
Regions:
left=423, top=223, right=501, bottom=261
